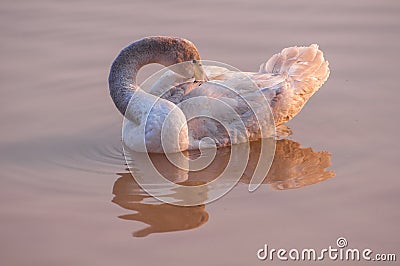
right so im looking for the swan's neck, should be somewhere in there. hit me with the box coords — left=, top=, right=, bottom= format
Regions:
left=108, top=36, right=201, bottom=115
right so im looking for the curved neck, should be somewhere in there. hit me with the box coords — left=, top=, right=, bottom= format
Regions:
left=108, top=36, right=201, bottom=115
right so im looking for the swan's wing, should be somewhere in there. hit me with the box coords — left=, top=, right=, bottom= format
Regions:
left=179, top=78, right=275, bottom=148
left=257, top=44, right=330, bottom=125
left=148, top=65, right=233, bottom=103
left=183, top=44, right=330, bottom=135
left=148, top=70, right=194, bottom=98
left=203, top=65, right=230, bottom=79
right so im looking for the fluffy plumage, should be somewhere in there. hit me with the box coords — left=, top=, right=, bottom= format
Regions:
left=109, top=37, right=330, bottom=153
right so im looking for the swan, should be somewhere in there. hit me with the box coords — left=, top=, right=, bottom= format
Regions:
left=109, top=36, right=329, bottom=153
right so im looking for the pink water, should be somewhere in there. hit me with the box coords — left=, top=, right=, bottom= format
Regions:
left=1, top=0, right=399, bottom=265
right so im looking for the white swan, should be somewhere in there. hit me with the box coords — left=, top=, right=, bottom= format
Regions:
left=109, top=36, right=329, bottom=153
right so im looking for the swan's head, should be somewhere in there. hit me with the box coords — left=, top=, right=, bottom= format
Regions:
left=192, top=60, right=209, bottom=82
left=109, top=36, right=204, bottom=115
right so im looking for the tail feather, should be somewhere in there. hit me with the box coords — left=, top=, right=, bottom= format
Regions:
left=297, top=44, right=319, bottom=61
left=259, top=44, right=330, bottom=125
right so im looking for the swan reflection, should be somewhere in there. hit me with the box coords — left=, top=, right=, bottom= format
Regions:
left=112, top=138, right=334, bottom=237
left=112, top=176, right=208, bottom=237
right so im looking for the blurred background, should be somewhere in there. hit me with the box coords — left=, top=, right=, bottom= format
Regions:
left=0, top=0, right=399, bottom=265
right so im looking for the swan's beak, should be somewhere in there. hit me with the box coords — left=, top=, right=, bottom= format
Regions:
left=192, top=60, right=209, bottom=82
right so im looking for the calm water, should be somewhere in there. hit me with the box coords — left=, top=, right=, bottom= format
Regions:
left=1, top=0, right=399, bottom=265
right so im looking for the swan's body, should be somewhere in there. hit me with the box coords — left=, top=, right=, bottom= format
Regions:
left=109, top=37, right=329, bottom=153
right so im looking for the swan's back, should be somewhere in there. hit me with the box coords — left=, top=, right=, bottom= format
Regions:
left=186, top=44, right=330, bottom=126
left=147, top=44, right=329, bottom=149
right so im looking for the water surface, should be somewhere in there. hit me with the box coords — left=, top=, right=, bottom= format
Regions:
left=1, top=0, right=399, bottom=265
